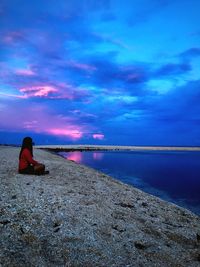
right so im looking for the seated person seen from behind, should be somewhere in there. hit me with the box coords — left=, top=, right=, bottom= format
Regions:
left=18, top=137, right=49, bottom=175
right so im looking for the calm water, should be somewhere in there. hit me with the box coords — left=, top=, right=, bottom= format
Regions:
left=58, top=150, right=200, bottom=215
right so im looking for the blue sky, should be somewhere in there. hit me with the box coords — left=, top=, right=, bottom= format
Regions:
left=0, top=0, right=200, bottom=145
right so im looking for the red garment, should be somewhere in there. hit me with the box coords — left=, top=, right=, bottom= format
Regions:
left=19, top=148, right=38, bottom=171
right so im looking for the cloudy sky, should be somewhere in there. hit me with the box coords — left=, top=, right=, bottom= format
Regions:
left=0, top=0, right=200, bottom=145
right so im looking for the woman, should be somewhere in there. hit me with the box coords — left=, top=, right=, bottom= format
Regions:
left=18, top=137, right=49, bottom=175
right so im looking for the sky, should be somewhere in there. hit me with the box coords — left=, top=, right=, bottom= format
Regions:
left=0, top=0, right=200, bottom=146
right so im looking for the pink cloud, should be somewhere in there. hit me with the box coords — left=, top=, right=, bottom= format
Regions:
left=47, top=128, right=83, bottom=140
left=0, top=61, right=90, bottom=101
left=17, top=83, right=90, bottom=101
left=20, top=86, right=58, bottom=97
left=28, top=112, right=86, bottom=140
left=0, top=99, right=99, bottom=141
left=93, top=134, right=104, bottom=140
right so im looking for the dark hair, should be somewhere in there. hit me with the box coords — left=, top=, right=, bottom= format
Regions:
left=19, top=137, right=34, bottom=159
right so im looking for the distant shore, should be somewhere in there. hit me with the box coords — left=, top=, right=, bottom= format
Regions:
left=35, top=144, right=200, bottom=152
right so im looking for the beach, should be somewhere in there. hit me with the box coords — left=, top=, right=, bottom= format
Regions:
left=0, top=146, right=200, bottom=266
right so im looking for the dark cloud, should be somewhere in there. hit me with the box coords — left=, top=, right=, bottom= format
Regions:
left=179, top=47, right=200, bottom=60
left=80, top=54, right=150, bottom=95
left=153, top=62, right=191, bottom=77
left=146, top=80, right=200, bottom=124
left=0, top=0, right=110, bottom=62
left=0, top=0, right=149, bottom=100
left=93, top=79, right=200, bottom=145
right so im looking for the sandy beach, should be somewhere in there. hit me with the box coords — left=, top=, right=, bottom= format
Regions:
left=0, top=146, right=200, bottom=266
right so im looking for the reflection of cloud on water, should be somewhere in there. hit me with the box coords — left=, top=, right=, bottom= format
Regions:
left=60, top=152, right=83, bottom=163
left=61, top=151, right=104, bottom=163
left=67, top=152, right=83, bottom=163
left=93, top=152, right=104, bottom=160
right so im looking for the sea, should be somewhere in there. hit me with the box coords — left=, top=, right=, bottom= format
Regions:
left=58, top=150, right=200, bottom=215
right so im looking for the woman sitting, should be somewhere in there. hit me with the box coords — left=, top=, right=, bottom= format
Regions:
left=18, top=137, right=49, bottom=175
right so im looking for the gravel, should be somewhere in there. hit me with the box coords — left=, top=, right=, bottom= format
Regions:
left=0, top=146, right=199, bottom=267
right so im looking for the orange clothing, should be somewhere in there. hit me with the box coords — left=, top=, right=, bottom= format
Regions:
left=19, top=148, right=38, bottom=171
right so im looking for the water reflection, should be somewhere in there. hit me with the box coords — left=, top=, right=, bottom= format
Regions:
left=64, top=151, right=83, bottom=163
left=93, top=152, right=104, bottom=160
left=59, top=150, right=200, bottom=214
left=62, top=151, right=104, bottom=163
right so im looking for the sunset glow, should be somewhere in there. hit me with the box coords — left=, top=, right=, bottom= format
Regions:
left=47, top=128, right=83, bottom=139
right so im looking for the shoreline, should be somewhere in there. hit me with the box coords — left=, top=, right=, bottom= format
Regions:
left=35, top=144, right=200, bottom=152
left=57, top=148, right=200, bottom=215
left=0, top=146, right=200, bottom=266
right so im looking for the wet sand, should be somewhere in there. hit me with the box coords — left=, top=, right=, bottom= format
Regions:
left=0, top=146, right=200, bottom=266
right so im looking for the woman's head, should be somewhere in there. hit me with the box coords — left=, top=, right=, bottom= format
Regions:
left=22, top=137, right=34, bottom=148
left=19, top=136, right=34, bottom=158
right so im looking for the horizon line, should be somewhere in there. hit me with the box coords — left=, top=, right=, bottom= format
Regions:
left=33, top=144, right=200, bottom=151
